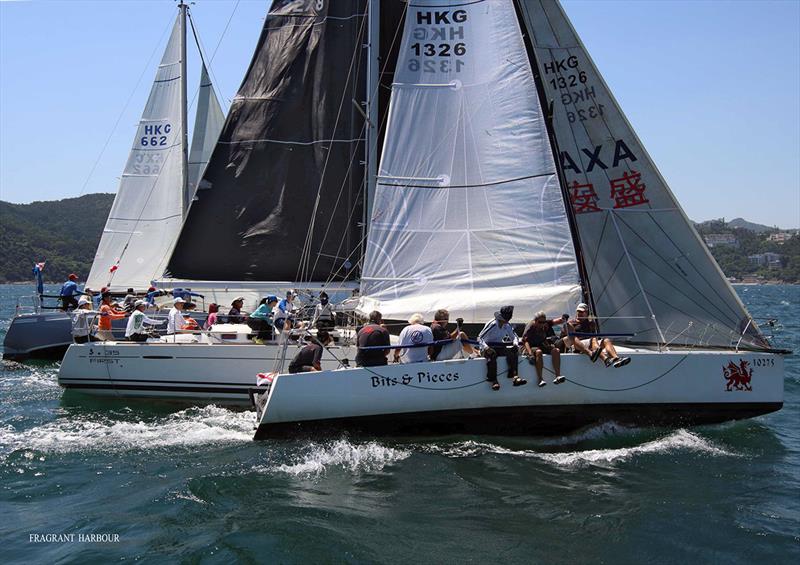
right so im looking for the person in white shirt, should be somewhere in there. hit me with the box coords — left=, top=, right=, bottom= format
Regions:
left=126, top=300, right=165, bottom=342
left=71, top=296, right=99, bottom=343
left=394, top=313, right=434, bottom=364
left=477, top=305, right=527, bottom=390
left=167, top=297, right=187, bottom=334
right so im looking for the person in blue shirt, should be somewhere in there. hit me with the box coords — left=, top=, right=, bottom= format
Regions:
left=59, top=273, right=82, bottom=311
left=248, top=295, right=278, bottom=343
left=274, top=290, right=298, bottom=331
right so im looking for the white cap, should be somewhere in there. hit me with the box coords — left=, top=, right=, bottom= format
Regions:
left=134, top=299, right=147, bottom=308
left=77, top=296, right=90, bottom=306
left=174, top=297, right=185, bottom=305
left=576, top=302, right=589, bottom=312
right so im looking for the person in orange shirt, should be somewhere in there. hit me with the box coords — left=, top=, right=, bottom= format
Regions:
left=95, top=292, right=127, bottom=341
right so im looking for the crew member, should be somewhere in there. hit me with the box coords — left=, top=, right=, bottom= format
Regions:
left=355, top=311, right=390, bottom=367
left=477, top=305, right=527, bottom=390
left=288, top=330, right=333, bottom=373
left=59, top=273, right=82, bottom=311
left=125, top=300, right=165, bottom=342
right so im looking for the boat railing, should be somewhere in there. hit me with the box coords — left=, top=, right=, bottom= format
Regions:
left=14, top=293, right=64, bottom=316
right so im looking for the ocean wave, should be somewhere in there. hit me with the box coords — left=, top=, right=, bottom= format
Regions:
left=421, top=429, right=735, bottom=467
left=0, top=406, right=254, bottom=459
left=271, top=439, right=411, bottom=476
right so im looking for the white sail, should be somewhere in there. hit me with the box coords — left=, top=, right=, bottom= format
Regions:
left=359, top=0, right=582, bottom=323
left=518, top=0, right=768, bottom=350
left=86, top=17, right=184, bottom=291
left=188, top=62, right=224, bottom=197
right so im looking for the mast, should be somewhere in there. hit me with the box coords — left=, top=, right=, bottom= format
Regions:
left=512, top=0, right=597, bottom=317
left=362, top=0, right=380, bottom=260
left=179, top=0, right=190, bottom=218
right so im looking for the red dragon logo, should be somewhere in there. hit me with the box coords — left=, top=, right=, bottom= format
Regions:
left=723, top=360, right=753, bottom=392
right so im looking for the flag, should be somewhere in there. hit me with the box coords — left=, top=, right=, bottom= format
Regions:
left=256, top=372, right=277, bottom=387
left=32, top=261, right=45, bottom=295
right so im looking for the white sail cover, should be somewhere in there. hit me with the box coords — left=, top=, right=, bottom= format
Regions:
left=359, top=0, right=582, bottom=323
left=188, top=62, right=225, bottom=199
left=518, top=0, right=768, bottom=350
left=86, top=17, right=184, bottom=291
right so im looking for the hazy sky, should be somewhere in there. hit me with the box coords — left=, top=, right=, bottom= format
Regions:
left=0, top=0, right=798, bottom=228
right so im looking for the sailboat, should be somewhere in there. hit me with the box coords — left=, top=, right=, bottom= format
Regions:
left=253, top=0, right=785, bottom=438
left=56, top=0, right=390, bottom=402
left=3, top=2, right=225, bottom=359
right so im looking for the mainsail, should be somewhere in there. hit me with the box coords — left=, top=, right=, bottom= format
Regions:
left=188, top=62, right=225, bottom=201
left=517, top=0, right=768, bottom=350
left=87, top=17, right=185, bottom=291
left=167, top=0, right=369, bottom=283
left=359, top=0, right=582, bottom=323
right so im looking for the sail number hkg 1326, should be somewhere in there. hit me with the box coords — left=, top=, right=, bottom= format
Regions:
left=408, top=9, right=468, bottom=73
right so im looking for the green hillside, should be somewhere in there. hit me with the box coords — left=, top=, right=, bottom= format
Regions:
left=0, top=194, right=114, bottom=283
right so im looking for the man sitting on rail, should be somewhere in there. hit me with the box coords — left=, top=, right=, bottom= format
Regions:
left=562, top=303, right=631, bottom=368
left=393, top=313, right=434, bottom=364
left=430, top=309, right=478, bottom=361
left=478, top=306, right=527, bottom=391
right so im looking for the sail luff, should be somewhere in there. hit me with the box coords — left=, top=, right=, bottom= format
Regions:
left=517, top=0, right=768, bottom=349
left=86, top=15, right=185, bottom=291
left=179, top=2, right=190, bottom=218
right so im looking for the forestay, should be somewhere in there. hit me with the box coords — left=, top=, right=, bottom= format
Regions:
left=359, top=0, right=582, bottom=323
left=87, top=18, right=185, bottom=291
left=188, top=62, right=225, bottom=202
left=517, top=0, right=768, bottom=350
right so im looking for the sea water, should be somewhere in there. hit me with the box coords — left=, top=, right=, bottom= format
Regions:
left=1, top=284, right=798, bottom=563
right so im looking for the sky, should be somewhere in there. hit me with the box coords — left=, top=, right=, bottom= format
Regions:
left=0, top=0, right=798, bottom=228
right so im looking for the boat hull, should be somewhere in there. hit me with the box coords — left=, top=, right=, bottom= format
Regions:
left=254, top=350, right=784, bottom=438
left=57, top=340, right=354, bottom=405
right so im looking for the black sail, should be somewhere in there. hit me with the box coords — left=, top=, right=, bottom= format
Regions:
left=167, top=0, right=368, bottom=282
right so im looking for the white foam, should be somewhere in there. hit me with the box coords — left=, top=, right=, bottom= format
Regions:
left=0, top=406, right=254, bottom=459
left=421, top=429, right=734, bottom=468
left=272, top=439, right=411, bottom=476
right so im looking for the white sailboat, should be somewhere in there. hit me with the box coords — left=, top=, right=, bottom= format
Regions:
left=4, top=3, right=225, bottom=359
left=253, top=0, right=785, bottom=438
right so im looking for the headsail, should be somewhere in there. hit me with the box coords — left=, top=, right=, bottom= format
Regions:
left=188, top=62, right=225, bottom=201
left=517, top=0, right=768, bottom=349
left=167, top=0, right=368, bottom=283
left=86, top=17, right=184, bottom=291
left=358, top=0, right=582, bottom=323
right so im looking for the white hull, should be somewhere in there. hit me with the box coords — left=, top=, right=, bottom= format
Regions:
left=58, top=339, right=356, bottom=405
left=254, top=350, right=784, bottom=438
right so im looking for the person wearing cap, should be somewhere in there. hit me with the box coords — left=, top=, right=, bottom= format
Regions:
left=562, top=303, right=631, bottom=368
left=311, top=291, right=335, bottom=330
left=71, top=296, right=100, bottom=343
left=273, top=290, right=298, bottom=331
left=477, top=306, right=527, bottom=390
left=96, top=292, right=127, bottom=341
left=125, top=300, right=166, bottom=342
left=248, top=296, right=278, bottom=343
left=227, top=297, right=246, bottom=324
left=167, top=297, right=189, bottom=334
left=288, top=330, right=333, bottom=373
left=394, top=313, right=434, bottom=364
left=59, top=273, right=83, bottom=311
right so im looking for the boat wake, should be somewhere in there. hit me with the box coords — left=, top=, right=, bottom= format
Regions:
left=271, top=439, right=412, bottom=476
left=421, top=428, right=736, bottom=467
left=0, top=406, right=254, bottom=460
